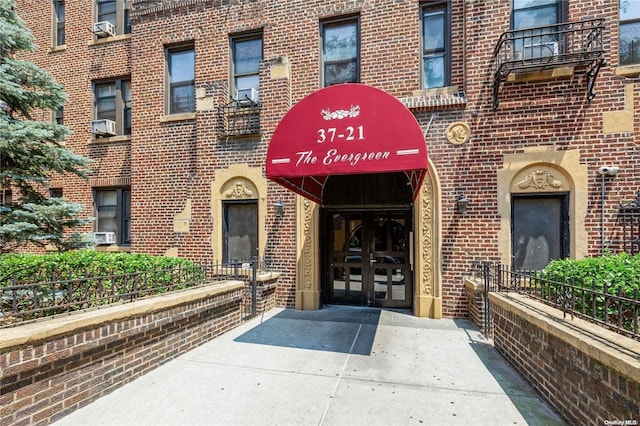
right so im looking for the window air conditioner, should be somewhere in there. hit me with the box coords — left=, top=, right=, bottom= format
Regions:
left=522, top=41, right=559, bottom=60
left=236, top=88, right=259, bottom=105
left=94, top=232, right=116, bottom=245
left=92, top=21, right=116, bottom=38
left=91, top=119, right=116, bottom=136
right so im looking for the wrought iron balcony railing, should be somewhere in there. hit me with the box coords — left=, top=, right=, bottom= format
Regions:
left=492, top=18, right=605, bottom=110
left=216, top=100, right=261, bottom=139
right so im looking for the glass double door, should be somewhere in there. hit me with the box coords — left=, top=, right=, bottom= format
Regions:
left=326, top=210, right=412, bottom=308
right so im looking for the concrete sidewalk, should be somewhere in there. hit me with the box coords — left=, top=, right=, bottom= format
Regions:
left=53, top=306, right=566, bottom=426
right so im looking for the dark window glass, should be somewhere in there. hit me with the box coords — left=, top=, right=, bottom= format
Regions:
left=223, top=201, right=258, bottom=262
left=422, top=3, right=449, bottom=89
left=322, top=19, right=359, bottom=86
left=54, top=106, right=63, bottom=125
left=54, top=0, right=65, bottom=46
left=232, top=35, right=262, bottom=102
left=49, top=188, right=63, bottom=198
left=94, top=79, right=130, bottom=135
left=97, top=0, right=116, bottom=24
left=167, top=48, right=195, bottom=114
left=96, top=83, right=116, bottom=122
left=512, top=194, right=569, bottom=270
left=620, top=0, right=640, bottom=65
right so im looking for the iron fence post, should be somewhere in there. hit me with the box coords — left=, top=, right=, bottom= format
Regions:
left=251, top=257, right=257, bottom=316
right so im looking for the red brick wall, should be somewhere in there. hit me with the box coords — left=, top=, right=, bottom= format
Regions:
left=0, top=285, right=243, bottom=426
left=490, top=294, right=640, bottom=426
left=14, top=0, right=640, bottom=317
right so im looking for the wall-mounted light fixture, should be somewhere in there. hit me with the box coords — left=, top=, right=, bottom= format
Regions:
left=456, top=194, right=469, bottom=214
left=273, top=201, right=285, bottom=218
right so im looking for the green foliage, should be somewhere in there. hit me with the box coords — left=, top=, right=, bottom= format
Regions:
left=0, top=251, right=203, bottom=286
left=543, top=253, right=640, bottom=298
left=1, top=252, right=207, bottom=322
left=0, top=0, right=92, bottom=253
left=541, top=254, right=640, bottom=332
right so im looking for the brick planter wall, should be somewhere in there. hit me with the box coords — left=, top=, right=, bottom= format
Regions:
left=489, top=293, right=640, bottom=426
left=0, top=282, right=245, bottom=426
left=464, top=277, right=485, bottom=330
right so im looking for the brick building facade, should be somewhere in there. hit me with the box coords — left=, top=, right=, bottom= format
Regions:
left=13, top=0, right=640, bottom=318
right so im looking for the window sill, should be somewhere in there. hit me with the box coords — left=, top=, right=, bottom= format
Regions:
left=88, top=33, right=131, bottom=46
left=400, top=86, right=467, bottom=111
left=411, top=86, right=460, bottom=97
left=49, top=45, right=66, bottom=53
left=160, top=112, right=197, bottom=123
left=95, top=245, right=131, bottom=252
left=89, top=135, right=131, bottom=144
left=614, top=64, right=640, bottom=77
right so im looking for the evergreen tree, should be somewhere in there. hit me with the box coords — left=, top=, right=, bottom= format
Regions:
left=0, top=0, right=92, bottom=253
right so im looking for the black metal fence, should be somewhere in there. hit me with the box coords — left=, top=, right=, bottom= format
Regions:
left=0, top=258, right=264, bottom=326
left=481, top=263, right=639, bottom=340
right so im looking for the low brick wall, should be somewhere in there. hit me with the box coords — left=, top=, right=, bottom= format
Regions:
left=0, top=281, right=245, bottom=426
left=464, top=277, right=484, bottom=330
left=489, top=292, right=640, bottom=426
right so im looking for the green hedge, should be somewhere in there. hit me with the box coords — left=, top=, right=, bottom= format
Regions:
left=0, top=251, right=202, bottom=287
left=542, top=253, right=640, bottom=298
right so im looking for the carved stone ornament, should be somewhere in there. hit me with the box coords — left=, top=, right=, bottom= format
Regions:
left=445, top=122, right=471, bottom=145
left=517, top=169, right=563, bottom=190
left=225, top=180, right=254, bottom=199
left=421, top=174, right=433, bottom=296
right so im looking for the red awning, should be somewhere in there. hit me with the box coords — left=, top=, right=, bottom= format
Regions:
left=266, top=84, right=428, bottom=203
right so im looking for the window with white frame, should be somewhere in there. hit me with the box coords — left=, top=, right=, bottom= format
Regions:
left=321, top=17, right=360, bottom=87
left=421, top=1, right=450, bottom=89
left=95, top=0, right=130, bottom=36
left=94, top=188, right=131, bottom=246
left=94, top=79, right=131, bottom=136
left=231, top=33, right=263, bottom=104
left=53, top=0, right=65, bottom=46
left=166, top=45, right=195, bottom=114
left=620, top=0, right=640, bottom=65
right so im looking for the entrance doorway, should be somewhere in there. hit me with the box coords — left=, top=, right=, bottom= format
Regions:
left=324, top=210, right=413, bottom=308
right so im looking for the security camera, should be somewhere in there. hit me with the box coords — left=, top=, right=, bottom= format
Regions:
left=598, top=166, right=620, bottom=176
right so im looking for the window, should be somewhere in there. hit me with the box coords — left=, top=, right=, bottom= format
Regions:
left=0, top=189, right=11, bottom=207
left=54, top=107, right=63, bottom=125
left=620, top=0, right=640, bottom=65
left=321, top=17, right=360, bottom=86
left=421, top=2, right=450, bottom=89
left=512, top=194, right=569, bottom=270
left=53, top=0, right=65, bottom=46
left=231, top=34, right=263, bottom=104
left=94, top=79, right=131, bottom=136
left=95, top=0, right=130, bottom=36
left=166, top=46, right=195, bottom=114
left=49, top=188, right=63, bottom=198
left=512, top=0, right=565, bottom=59
left=222, top=201, right=258, bottom=262
left=94, top=188, right=131, bottom=245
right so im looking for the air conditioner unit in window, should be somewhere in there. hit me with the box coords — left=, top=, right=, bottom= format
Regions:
left=91, top=119, right=116, bottom=136
left=94, top=232, right=116, bottom=245
left=522, top=41, right=559, bottom=60
left=92, top=21, right=116, bottom=38
left=236, top=88, right=259, bottom=105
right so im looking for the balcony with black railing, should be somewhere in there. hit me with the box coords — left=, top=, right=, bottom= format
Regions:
left=216, top=99, right=261, bottom=139
left=492, top=18, right=605, bottom=110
